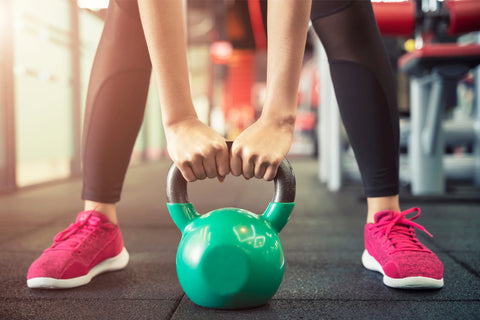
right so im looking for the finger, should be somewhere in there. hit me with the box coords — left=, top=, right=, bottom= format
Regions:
left=242, top=154, right=255, bottom=179
left=263, top=161, right=280, bottom=181
left=230, top=151, right=242, bottom=177
left=203, top=153, right=217, bottom=179
left=254, top=160, right=268, bottom=179
left=191, top=155, right=207, bottom=180
left=178, top=162, right=197, bottom=182
left=215, top=145, right=230, bottom=177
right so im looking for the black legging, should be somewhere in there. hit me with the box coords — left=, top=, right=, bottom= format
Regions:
left=81, top=0, right=399, bottom=203
left=310, top=0, right=400, bottom=197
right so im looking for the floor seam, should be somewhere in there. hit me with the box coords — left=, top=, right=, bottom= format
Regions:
left=425, top=240, right=480, bottom=279
left=166, top=293, right=185, bottom=320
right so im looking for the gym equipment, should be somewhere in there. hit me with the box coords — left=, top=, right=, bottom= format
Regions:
left=446, top=0, right=480, bottom=36
left=166, top=158, right=296, bottom=309
left=372, top=1, right=416, bottom=37
left=315, top=0, right=480, bottom=195
left=399, top=43, right=480, bottom=194
left=373, top=0, right=480, bottom=38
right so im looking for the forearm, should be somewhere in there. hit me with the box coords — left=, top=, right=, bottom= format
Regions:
left=137, top=0, right=197, bottom=127
left=263, top=0, right=311, bottom=122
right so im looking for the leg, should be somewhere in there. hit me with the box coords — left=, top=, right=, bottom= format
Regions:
left=311, top=1, right=443, bottom=289
left=311, top=0, right=400, bottom=223
left=82, top=0, right=152, bottom=223
left=27, top=0, right=151, bottom=289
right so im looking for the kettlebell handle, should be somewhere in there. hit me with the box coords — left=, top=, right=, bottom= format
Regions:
left=166, top=142, right=296, bottom=204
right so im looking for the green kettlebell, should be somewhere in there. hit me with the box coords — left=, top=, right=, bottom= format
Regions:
left=166, top=155, right=295, bottom=309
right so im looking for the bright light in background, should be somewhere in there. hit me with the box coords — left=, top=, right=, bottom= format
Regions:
left=13, top=65, right=26, bottom=76
left=0, top=1, right=8, bottom=33
left=38, top=29, right=50, bottom=43
left=37, top=70, right=51, bottom=82
left=77, top=0, right=109, bottom=10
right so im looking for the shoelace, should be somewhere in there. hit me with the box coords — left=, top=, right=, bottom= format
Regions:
left=375, top=207, right=433, bottom=254
left=48, top=211, right=109, bottom=252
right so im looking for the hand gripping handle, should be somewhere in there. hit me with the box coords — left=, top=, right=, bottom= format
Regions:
left=166, top=142, right=296, bottom=233
left=166, top=154, right=296, bottom=204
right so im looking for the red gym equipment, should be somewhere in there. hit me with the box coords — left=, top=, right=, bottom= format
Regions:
left=373, top=0, right=480, bottom=195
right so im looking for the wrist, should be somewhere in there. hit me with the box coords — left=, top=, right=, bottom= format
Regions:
left=258, top=111, right=296, bottom=133
left=261, top=101, right=297, bottom=128
left=161, top=97, right=198, bottom=129
left=163, top=113, right=199, bottom=131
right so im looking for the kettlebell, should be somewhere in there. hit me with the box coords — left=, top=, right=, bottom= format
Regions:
left=166, top=153, right=295, bottom=309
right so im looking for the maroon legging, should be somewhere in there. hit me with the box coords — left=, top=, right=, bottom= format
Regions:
left=81, top=0, right=399, bottom=203
left=81, top=0, right=151, bottom=203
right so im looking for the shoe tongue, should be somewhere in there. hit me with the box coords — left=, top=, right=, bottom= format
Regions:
left=76, top=210, right=110, bottom=224
left=374, top=210, right=397, bottom=224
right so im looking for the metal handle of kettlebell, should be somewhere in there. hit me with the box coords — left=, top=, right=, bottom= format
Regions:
left=166, top=142, right=296, bottom=204
left=166, top=163, right=190, bottom=203
left=272, top=159, right=296, bottom=203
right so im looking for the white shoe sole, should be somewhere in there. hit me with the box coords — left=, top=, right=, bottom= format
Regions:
left=27, top=247, right=130, bottom=289
left=361, top=249, right=443, bottom=289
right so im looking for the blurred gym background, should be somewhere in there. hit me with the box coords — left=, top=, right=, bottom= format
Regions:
left=0, top=0, right=479, bottom=198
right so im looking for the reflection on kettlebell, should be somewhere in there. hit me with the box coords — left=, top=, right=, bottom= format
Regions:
left=166, top=156, right=296, bottom=309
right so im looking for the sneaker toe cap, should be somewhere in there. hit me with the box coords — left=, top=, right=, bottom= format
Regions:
left=386, top=252, right=444, bottom=279
left=27, top=252, right=73, bottom=280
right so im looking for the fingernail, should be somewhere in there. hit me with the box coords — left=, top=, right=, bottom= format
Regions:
left=218, top=176, right=225, bottom=183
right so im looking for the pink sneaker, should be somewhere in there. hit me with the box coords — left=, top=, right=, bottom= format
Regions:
left=362, top=207, right=444, bottom=289
left=27, top=210, right=129, bottom=289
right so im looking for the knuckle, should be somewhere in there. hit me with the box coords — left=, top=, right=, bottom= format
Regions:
left=202, top=145, right=215, bottom=156
left=243, top=150, right=257, bottom=164
left=211, top=141, right=226, bottom=152
left=178, top=159, right=192, bottom=169
left=185, top=174, right=196, bottom=182
left=271, top=158, right=282, bottom=167
left=231, top=146, right=242, bottom=157
left=192, top=152, right=204, bottom=161
left=256, top=155, right=269, bottom=166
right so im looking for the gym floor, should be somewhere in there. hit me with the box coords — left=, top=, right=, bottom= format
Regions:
left=0, top=159, right=479, bottom=319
